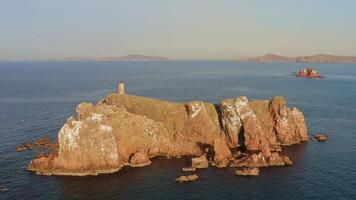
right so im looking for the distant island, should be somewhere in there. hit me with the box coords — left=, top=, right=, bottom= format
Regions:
left=66, top=54, right=171, bottom=61
left=239, top=53, right=356, bottom=63
left=295, top=67, right=325, bottom=78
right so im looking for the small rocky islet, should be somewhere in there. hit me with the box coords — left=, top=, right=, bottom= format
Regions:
left=295, top=67, right=325, bottom=78
left=23, top=82, right=312, bottom=181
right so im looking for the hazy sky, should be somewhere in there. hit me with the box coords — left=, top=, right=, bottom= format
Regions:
left=1, top=0, right=356, bottom=60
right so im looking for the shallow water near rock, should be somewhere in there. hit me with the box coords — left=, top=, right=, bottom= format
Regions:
left=0, top=61, right=356, bottom=199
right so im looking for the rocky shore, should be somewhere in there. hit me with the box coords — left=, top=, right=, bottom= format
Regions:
left=27, top=82, right=308, bottom=177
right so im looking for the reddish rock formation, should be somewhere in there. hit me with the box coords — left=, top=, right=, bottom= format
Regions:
left=269, top=96, right=308, bottom=145
left=213, top=138, right=232, bottom=168
left=234, top=96, right=271, bottom=150
left=27, top=83, right=308, bottom=176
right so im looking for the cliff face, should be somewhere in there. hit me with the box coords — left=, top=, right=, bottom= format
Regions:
left=28, top=92, right=308, bottom=176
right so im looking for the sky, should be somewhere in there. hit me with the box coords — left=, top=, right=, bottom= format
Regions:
left=1, top=0, right=356, bottom=61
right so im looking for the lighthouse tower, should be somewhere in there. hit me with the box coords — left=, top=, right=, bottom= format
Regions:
left=118, top=81, right=125, bottom=95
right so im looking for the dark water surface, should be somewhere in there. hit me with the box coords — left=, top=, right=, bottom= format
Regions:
left=0, top=61, right=355, bottom=200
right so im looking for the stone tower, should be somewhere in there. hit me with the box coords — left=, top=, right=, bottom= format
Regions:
left=118, top=81, right=125, bottom=95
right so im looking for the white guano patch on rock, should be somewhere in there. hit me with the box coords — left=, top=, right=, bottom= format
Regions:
left=190, top=102, right=204, bottom=119
left=99, top=125, right=113, bottom=132
left=59, top=120, right=82, bottom=150
left=234, top=96, right=250, bottom=117
left=291, top=108, right=304, bottom=121
left=90, top=113, right=103, bottom=122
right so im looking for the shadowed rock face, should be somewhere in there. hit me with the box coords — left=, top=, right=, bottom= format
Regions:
left=28, top=93, right=308, bottom=176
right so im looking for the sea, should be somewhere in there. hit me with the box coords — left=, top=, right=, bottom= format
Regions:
left=0, top=61, right=355, bottom=200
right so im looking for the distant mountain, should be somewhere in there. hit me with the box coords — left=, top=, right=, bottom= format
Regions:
left=242, top=54, right=295, bottom=62
left=66, top=57, right=94, bottom=61
left=65, top=54, right=171, bottom=61
left=118, top=54, right=171, bottom=61
left=294, top=54, right=356, bottom=63
left=239, top=53, right=356, bottom=63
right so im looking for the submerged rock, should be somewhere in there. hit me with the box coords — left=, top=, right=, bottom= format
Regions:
left=16, top=145, right=27, bottom=152
left=313, top=133, right=328, bottom=142
left=35, top=137, right=51, bottom=146
left=27, top=83, right=308, bottom=176
left=16, top=136, right=57, bottom=153
left=175, top=174, right=199, bottom=182
left=235, top=167, right=259, bottom=176
left=0, top=186, right=9, bottom=192
left=182, top=167, right=196, bottom=172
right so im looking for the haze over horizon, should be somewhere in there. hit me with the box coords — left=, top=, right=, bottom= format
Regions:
left=1, top=0, right=356, bottom=61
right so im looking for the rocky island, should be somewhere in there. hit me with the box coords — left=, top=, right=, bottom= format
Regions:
left=296, top=67, right=325, bottom=78
left=28, top=82, right=309, bottom=177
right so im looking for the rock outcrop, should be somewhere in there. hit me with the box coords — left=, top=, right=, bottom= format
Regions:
left=27, top=83, right=308, bottom=176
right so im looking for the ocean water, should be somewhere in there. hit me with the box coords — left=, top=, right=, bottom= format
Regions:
left=0, top=61, right=355, bottom=200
